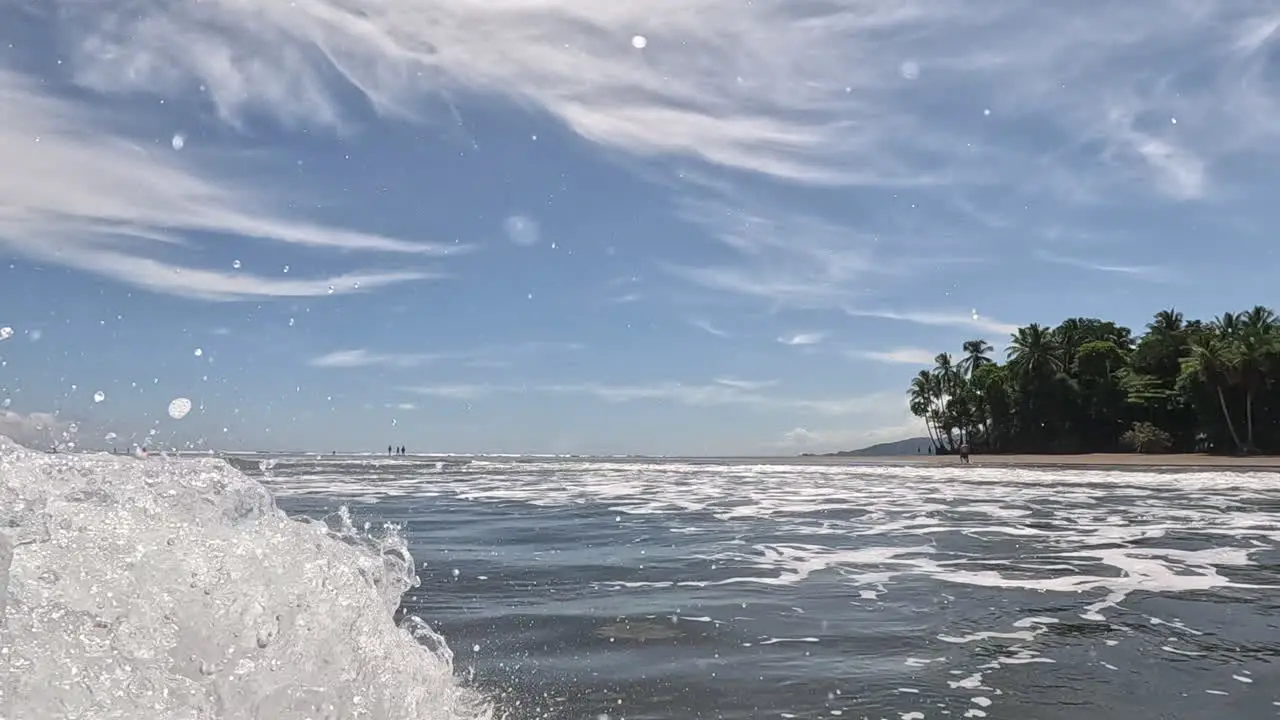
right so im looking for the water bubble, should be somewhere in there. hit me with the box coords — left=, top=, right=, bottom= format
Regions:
left=631, top=35, right=647, bottom=49
left=288, top=317, right=295, bottom=327
left=327, top=285, right=335, bottom=294
left=171, top=133, right=185, bottom=150
left=451, top=568, right=460, bottom=578
left=0, top=326, right=12, bottom=341
left=972, top=308, right=980, bottom=320
left=983, top=108, right=991, bottom=116
left=232, top=259, right=241, bottom=269
left=93, top=391, right=105, bottom=403
left=1170, top=117, right=1177, bottom=124
left=194, top=348, right=203, bottom=357
left=899, top=60, right=920, bottom=80
left=168, top=397, right=193, bottom=420
left=2, top=398, right=10, bottom=408
left=104, top=431, right=117, bottom=441
left=353, top=281, right=360, bottom=289
left=282, top=265, right=290, bottom=273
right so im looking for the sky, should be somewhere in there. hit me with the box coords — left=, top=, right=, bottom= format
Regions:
left=1, top=1, right=1279, bottom=455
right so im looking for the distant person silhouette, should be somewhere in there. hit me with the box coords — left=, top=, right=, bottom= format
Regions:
left=388, top=445, right=393, bottom=456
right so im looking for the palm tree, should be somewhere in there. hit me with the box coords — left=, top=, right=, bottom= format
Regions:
left=1005, top=324, right=1064, bottom=379
left=1148, top=308, right=1184, bottom=335
left=958, top=339, right=994, bottom=378
left=908, top=370, right=942, bottom=450
left=1181, top=334, right=1245, bottom=453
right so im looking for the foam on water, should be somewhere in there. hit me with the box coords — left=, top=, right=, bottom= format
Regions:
left=0, top=437, right=490, bottom=720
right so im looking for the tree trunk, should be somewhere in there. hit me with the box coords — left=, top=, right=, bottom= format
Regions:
left=1246, top=388, right=1255, bottom=452
left=1217, top=386, right=1246, bottom=453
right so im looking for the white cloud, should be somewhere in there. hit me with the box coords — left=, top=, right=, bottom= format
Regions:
left=0, top=409, right=73, bottom=449
left=689, top=319, right=729, bottom=338
left=503, top=215, right=541, bottom=246
left=778, top=332, right=824, bottom=346
left=850, top=348, right=938, bottom=366
left=309, top=349, right=446, bottom=368
left=713, top=377, right=777, bottom=391
left=402, top=378, right=894, bottom=417
left=0, top=69, right=455, bottom=300
left=402, top=384, right=498, bottom=400
left=844, top=308, right=1020, bottom=338
left=38, top=1, right=1280, bottom=198
left=772, top=415, right=927, bottom=453
left=1035, top=251, right=1171, bottom=282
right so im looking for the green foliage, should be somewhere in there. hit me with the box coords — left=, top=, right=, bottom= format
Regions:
left=1120, top=422, right=1173, bottom=454
left=905, top=308, right=1280, bottom=455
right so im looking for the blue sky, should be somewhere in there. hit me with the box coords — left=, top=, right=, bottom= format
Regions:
left=1, top=2, right=1279, bottom=455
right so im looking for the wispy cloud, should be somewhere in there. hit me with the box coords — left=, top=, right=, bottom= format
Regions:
left=844, top=308, right=1020, bottom=338
left=689, top=319, right=729, bottom=338
left=312, top=341, right=584, bottom=370
left=39, top=2, right=1280, bottom=197
left=713, top=377, right=777, bottom=391
left=849, top=348, right=938, bottom=365
left=401, top=379, right=894, bottom=416
left=1036, top=251, right=1171, bottom=281
left=0, top=69, right=455, bottom=300
left=778, top=332, right=824, bottom=346
left=309, top=349, right=446, bottom=368
left=402, top=384, right=497, bottom=400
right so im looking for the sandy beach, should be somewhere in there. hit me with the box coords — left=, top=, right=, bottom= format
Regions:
left=860, top=453, right=1280, bottom=470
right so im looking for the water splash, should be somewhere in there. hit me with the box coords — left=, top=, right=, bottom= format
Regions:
left=0, top=437, right=491, bottom=719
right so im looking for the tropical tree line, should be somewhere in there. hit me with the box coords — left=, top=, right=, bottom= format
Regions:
left=907, top=307, right=1280, bottom=455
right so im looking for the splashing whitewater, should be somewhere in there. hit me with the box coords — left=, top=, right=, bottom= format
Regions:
left=0, top=436, right=491, bottom=719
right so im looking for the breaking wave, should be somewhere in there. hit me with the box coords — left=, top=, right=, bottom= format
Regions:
left=0, top=437, right=491, bottom=720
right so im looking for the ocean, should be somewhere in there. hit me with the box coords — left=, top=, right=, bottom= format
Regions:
left=4, top=440, right=1280, bottom=719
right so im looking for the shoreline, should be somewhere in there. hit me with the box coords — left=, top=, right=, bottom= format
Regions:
left=832, top=452, right=1280, bottom=470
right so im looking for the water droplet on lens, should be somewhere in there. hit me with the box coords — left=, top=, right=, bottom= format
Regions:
left=93, top=390, right=105, bottom=403
left=232, top=259, right=241, bottom=269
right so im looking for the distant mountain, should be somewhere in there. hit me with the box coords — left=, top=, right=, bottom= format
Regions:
left=801, top=436, right=933, bottom=457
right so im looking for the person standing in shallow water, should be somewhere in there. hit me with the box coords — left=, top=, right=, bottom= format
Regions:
left=959, top=443, right=971, bottom=464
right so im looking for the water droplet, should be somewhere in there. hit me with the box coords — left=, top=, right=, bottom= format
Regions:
left=899, top=60, right=920, bottom=80
left=451, top=568, right=460, bottom=577
left=232, top=259, right=241, bottom=269
left=194, top=348, right=203, bottom=357
left=282, top=265, right=290, bottom=273
left=472, top=644, right=481, bottom=652
left=168, top=397, right=193, bottom=420
left=631, top=34, right=647, bottom=49
left=971, top=309, right=980, bottom=320
left=171, top=133, right=185, bottom=150
left=353, top=281, right=361, bottom=289
left=0, top=327, right=12, bottom=341
left=327, top=285, right=335, bottom=294
left=93, top=391, right=105, bottom=403
left=1170, top=117, right=1177, bottom=124
left=983, top=108, right=991, bottom=116
left=288, top=317, right=295, bottom=327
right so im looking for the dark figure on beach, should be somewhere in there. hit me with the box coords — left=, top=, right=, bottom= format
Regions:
left=959, top=443, right=971, bottom=464
left=388, top=445, right=393, bottom=456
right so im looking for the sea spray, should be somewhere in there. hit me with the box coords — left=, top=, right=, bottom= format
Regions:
left=0, top=436, right=492, bottom=720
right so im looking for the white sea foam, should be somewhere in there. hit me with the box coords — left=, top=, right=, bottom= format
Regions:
left=0, top=437, right=490, bottom=720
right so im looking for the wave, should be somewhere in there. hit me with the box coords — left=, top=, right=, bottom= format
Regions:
left=0, top=436, right=491, bottom=720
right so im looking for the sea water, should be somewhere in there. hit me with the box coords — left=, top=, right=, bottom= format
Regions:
left=6, top=442, right=1280, bottom=719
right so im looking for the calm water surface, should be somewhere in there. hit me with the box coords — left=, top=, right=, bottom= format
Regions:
left=235, top=456, right=1280, bottom=720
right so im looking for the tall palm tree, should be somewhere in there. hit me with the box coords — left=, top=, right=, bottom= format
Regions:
left=1148, top=308, right=1184, bottom=335
left=1181, top=334, right=1245, bottom=453
left=1006, top=324, right=1064, bottom=379
left=958, top=339, right=994, bottom=378
left=908, top=370, right=943, bottom=450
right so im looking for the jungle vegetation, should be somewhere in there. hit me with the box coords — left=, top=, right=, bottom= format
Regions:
left=907, top=307, right=1280, bottom=454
